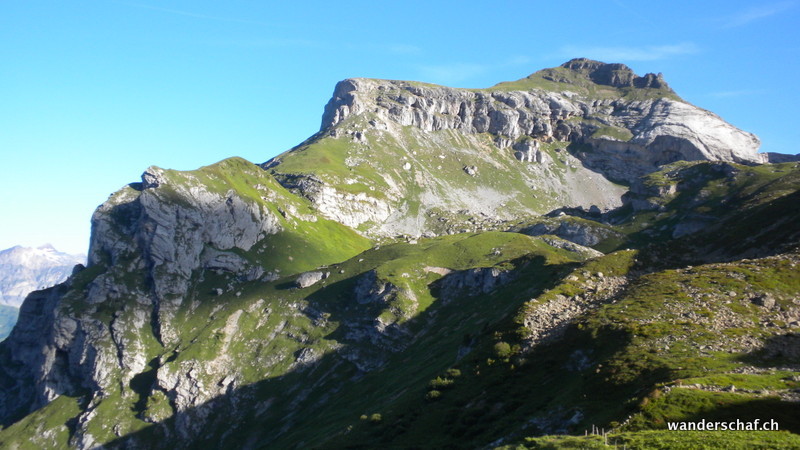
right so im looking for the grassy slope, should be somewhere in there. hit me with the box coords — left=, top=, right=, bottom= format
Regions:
left=0, top=227, right=594, bottom=448
left=270, top=114, right=600, bottom=238
left=0, top=395, right=82, bottom=449
left=610, top=161, right=800, bottom=257
left=156, top=156, right=374, bottom=273
left=510, top=430, right=800, bottom=449
left=41, top=232, right=593, bottom=448
left=319, top=162, right=800, bottom=448
left=0, top=156, right=798, bottom=448
left=259, top=233, right=588, bottom=448
left=325, top=249, right=800, bottom=449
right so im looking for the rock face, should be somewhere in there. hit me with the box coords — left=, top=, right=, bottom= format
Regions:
left=560, top=58, right=669, bottom=89
left=436, top=267, right=512, bottom=302
left=0, top=245, right=85, bottom=308
left=521, top=219, right=621, bottom=248
left=262, top=59, right=761, bottom=241
left=319, top=59, right=761, bottom=183
left=92, top=166, right=281, bottom=301
left=89, top=165, right=283, bottom=345
left=0, top=159, right=320, bottom=431
left=765, top=152, right=800, bottom=163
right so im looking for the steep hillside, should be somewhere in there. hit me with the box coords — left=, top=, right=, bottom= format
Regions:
left=263, top=58, right=761, bottom=240
left=0, top=61, right=797, bottom=449
left=312, top=162, right=800, bottom=449
left=0, top=305, right=17, bottom=341
left=0, top=157, right=371, bottom=443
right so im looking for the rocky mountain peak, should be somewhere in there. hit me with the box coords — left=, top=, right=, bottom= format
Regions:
left=557, top=57, right=671, bottom=90
left=313, top=61, right=760, bottom=193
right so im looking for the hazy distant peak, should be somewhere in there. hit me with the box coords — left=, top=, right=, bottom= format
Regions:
left=0, top=245, right=86, bottom=308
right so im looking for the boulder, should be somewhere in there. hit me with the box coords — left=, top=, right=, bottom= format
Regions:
left=295, top=271, right=325, bottom=289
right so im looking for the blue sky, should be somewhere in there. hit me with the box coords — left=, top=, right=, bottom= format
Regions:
left=1, top=0, right=798, bottom=255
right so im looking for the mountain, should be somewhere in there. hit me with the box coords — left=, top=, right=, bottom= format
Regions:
left=0, top=60, right=798, bottom=449
left=262, top=58, right=761, bottom=239
left=0, top=245, right=85, bottom=308
left=0, top=245, right=85, bottom=340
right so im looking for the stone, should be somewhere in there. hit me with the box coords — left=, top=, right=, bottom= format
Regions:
left=437, top=267, right=512, bottom=302
left=354, top=271, right=396, bottom=304
left=751, top=293, right=776, bottom=309
left=295, top=271, right=325, bottom=289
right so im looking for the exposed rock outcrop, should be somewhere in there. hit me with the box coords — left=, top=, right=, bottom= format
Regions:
left=89, top=166, right=282, bottom=347
left=268, top=173, right=393, bottom=231
left=319, top=61, right=761, bottom=184
left=258, top=60, right=765, bottom=242
left=353, top=270, right=397, bottom=305
left=521, top=219, right=621, bottom=248
left=437, top=267, right=512, bottom=302
left=560, top=58, right=669, bottom=89
left=522, top=275, right=628, bottom=348
left=764, top=152, right=800, bottom=163
left=92, top=166, right=281, bottom=302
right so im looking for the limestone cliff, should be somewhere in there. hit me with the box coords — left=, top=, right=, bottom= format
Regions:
left=263, top=59, right=761, bottom=241
left=319, top=59, right=761, bottom=181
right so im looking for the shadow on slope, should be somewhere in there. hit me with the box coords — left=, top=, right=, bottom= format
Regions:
left=99, top=245, right=575, bottom=448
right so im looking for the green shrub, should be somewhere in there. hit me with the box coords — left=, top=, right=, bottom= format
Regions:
left=429, top=377, right=454, bottom=389
left=494, top=341, right=513, bottom=359
left=446, top=368, right=461, bottom=378
left=425, top=390, right=441, bottom=401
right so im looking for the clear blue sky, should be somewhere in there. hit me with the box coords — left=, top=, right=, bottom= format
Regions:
left=2, top=0, right=798, bottom=255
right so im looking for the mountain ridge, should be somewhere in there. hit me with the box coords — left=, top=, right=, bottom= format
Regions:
left=262, top=59, right=762, bottom=244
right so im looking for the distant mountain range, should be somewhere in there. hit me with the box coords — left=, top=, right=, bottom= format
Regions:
left=0, top=245, right=84, bottom=340
left=0, top=245, right=85, bottom=309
